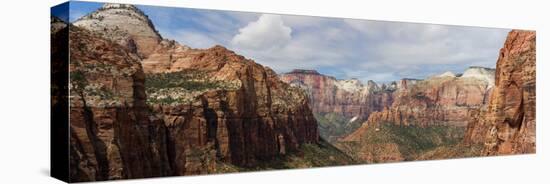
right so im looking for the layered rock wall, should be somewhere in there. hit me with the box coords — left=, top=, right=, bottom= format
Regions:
left=464, top=30, right=536, bottom=155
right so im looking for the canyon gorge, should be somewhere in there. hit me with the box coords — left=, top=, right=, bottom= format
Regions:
left=52, top=3, right=536, bottom=182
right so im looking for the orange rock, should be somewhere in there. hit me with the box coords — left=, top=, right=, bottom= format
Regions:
left=464, top=30, right=536, bottom=155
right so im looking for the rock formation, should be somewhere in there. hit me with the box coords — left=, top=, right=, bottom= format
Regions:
left=464, top=30, right=536, bottom=155
left=280, top=69, right=394, bottom=120
left=68, top=3, right=321, bottom=180
left=73, top=3, right=162, bottom=58
left=361, top=68, right=494, bottom=128
left=144, top=45, right=319, bottom=173
left=279, top=70, right=394, bottom=140
left=67, top=24, right=171, bottom=182
left=339, top=67, right=494, bottom=162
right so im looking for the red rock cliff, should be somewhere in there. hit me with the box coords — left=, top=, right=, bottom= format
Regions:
left=372, top=74, right=492, bottom=126
left=344, top=71, right=493, bottom=141
left=67, top=25, right=171, bottom=182
left=70, top=3, right=320, bottom=178
left=279, top=70, right=394, bottom=123
left=464, top=30, right=536, bottom=155
left=144, top=44, right=319, bottom=174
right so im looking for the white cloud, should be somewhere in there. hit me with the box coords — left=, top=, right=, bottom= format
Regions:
left=149, top=8, right=509, bottom=83
left=231, top=14, right=292, bottom=50
left=160, top=29, right=219, bottom=49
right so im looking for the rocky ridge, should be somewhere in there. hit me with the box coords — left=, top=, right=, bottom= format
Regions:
left=279, top=69, right=395, bottom=140
left=336, top=67, right=495, bottom=163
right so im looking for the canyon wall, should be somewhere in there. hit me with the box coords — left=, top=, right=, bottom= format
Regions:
left=364, top=70, right=494, bottom=127
left=279, top=70, right=394, bottom=140
left=67, top=3, right=320, bottom=180
left=338, top=68, right=495, bottom=163
left=144, top=44, right=319, bottom=173
left=280, top=70, right=394, bottom=120
left=463, top=30, right=536, bottom=155
left=66, top=25, right=171, bottom=182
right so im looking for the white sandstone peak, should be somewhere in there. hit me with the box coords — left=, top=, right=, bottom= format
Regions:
left=438, top=71, right=456, bottom=78
left=461, top=67, right=496, bottom=87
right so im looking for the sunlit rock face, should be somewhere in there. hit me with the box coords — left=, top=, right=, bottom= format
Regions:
left=74, top=3, right=163, bottom=58
left=463, top=30, right=536, bottom=155
left=280, top=70, right=395, bottom=140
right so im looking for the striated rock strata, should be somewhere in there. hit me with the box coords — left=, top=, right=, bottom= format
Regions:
left=339, top=67, right=495, bottom=163
left=144, top=45, right=319, bottom=174
left=279, top=70, right=394, bottom=140
left=280, top=69, right=394, bottom=120
left=67, top=25, right=170, bottom=182
left=463, top=30, right=536, bottom=155
left=352, top=68, right=494, bottom=133
left=68, top=3, right=320, bottom=180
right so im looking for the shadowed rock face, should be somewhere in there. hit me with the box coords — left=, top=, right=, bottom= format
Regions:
left=66, top=24, right=171, bottom=182
left=464, top=30, right=536, bottom=155
left=145, top=45, right=319, bottom=173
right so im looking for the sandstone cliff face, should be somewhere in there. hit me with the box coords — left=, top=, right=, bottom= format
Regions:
left=145, top=45, right=319, bottom=173
left=464, top=30, right=536, bottom=155
left=334, top=76, right=484, bottom=162
left=67, top=25, right=170, bottom=181
left=71, top=3, right=320, bottom=178
left=279, top=70, right=394, bottom=140
left=280, top=69, right=394, bottom=120
left=363, top=71, right=492, bottom=127
left=73, top=3, right=162, bottom=58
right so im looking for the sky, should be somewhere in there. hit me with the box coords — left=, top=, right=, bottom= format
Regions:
left=54, top=1, right=510, bottom=83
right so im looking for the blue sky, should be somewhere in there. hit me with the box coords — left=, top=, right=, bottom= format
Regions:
left=53, top=1, right=510, bottom=83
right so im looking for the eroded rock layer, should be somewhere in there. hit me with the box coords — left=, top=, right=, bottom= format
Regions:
left=68, top=3, right=320, bottom=179
left=338, top=69, right=494, bottom=163
left=365, top=73, right=493, bottom=127
left=464, top=30, right=536, bottom=155
left=279, top=70, right=394, bottom=140
left=145, top=45, right=319, bottom=172
left=280, top=70, right=394, bottom=120
left=67, top=25, right=170, bottom=182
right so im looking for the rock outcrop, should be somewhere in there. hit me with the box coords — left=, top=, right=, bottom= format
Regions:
left=67, top=25, right=171, bottom=182
left=73, top=3, right=162, bottom=58
left=463, top=30, right=536, bottom=155
left=145, top=45, right=319, bottom=173
left=69, top=3, right=320, bottom=179
left=374, top=71, right=492, bottom=126
left=280, top=70, right=395, bottom=119
left=279, top=70, right=394, bottom=140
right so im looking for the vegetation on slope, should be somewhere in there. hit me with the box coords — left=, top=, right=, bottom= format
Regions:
left=213, top=138, right=358, bottom=174
left=315, top=112, right=363, bottom=142
left=144, top=70, right=240, bottom=105
left=336, top=123, right=470, bottom=163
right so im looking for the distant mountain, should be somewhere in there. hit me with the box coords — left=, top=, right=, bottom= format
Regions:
left=280, top=69, right=395, bottom=141
left=279, top=66, right=495, bottom=143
